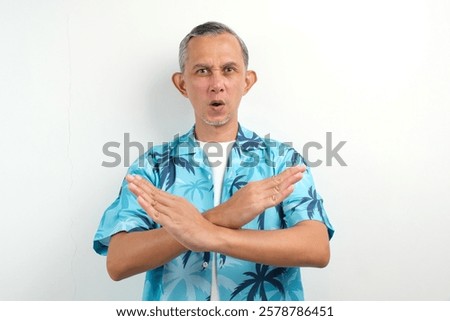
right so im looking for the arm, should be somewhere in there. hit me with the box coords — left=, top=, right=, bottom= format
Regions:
left=133, top=176, right=329, bottom=269
left=106, top=166, right=305, bottom=281
left=107, top=229, right=184, bottom=281
left=209, top=220, right=330, bottom=268
left=109, top=218, right=329, bottom=281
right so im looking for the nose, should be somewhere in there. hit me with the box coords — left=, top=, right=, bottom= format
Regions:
left=209, top=73, right=225, bottom=93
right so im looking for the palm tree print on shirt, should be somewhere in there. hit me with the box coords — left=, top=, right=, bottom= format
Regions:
left=228, top=175, right=247, bottom=197
left=236, top=126, right=264, bottom=154
left=288, top=151, right=307, bottom=167
left=230, top=264, right=286, bottom=300
left=150, top=149, right=196, bottom=190
left=161, top=256, right=210, bottom=300
left=182, top=251, right=210, bottom=270
left=180, top=178, right=212, bottom=199
left=292, top=186, right=325, bottom=220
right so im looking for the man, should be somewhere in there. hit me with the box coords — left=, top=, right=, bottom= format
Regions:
left=94, top=21, right=334, bottom=301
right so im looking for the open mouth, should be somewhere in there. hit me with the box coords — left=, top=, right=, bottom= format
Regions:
left=209, top=100, right=225, bottom=107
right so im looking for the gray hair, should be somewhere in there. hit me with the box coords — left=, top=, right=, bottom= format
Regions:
left=178, top=21, right=249, bottom=72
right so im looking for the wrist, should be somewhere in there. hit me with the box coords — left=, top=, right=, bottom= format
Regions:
left=203, top=203, right=233, bottom=228
left=207, top=223, right=232, bottom=254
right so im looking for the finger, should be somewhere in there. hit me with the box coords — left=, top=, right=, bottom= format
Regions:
left=277, top=184, right=295, bottom=202
left=137, top=196, right=163, bottom=223
left=271, top=173, right=303, bottom=203
left=129, top=176, right=178, bottom=207
left=128, top=174, right=158, bottom=196
left=277, top=166, right=303, bottom=181
left=278, top=170, right=304, bottom=191
left=136, top=195, right=154, bottom=214
left=134, top=191, right=173, bottom=220
left=152, top=201, right=173, bottom=219
left=285, top=165, right=307, bottom=185
left=129, top=175, right=185, bottom=212
left=128, top=176, right=163, bottom=207
left=258, top=166, right=299, bottom=191
left=127, top=176, right=146, bottom=196
left=268, top=167, right=305, bottom=203
left=136, top=194, right=152, bottom=211
left=269, top=182, right=297, bottom=205
left=152, top=189, right=182, bottom=207
left=271, top=166, right=305, bottom=191
left=128, top=182, right=155, bottom=206
left=127, top=182, right=144, bottom=197
left=133, top=175, right=158, bottom=194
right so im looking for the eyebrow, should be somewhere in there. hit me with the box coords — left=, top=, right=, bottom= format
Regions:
left=192, top=64, right=211, bottom=70
left=222, top=62, right=239, bottom=69
left=191, top=62, right=240, bottom=70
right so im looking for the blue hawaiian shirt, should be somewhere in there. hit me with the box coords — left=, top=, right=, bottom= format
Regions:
left=94, top=124, right=334, bottom=301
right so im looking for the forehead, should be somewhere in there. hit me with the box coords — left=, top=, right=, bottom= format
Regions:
left=185, top=33, right=244, bottom=66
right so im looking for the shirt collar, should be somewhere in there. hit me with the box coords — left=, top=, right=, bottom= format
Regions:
left=182, top=123, right=266, bottom=151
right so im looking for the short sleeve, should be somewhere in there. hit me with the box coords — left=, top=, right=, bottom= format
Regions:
left=93, top=154, right=159, bottom=255
left=280, top=148, right=335, bottom=239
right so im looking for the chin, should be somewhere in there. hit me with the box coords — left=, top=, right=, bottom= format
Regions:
left=202, top=116, right=231, bottom=127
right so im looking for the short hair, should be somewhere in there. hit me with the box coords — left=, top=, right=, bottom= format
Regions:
left=178, top=21, right=249, bottom=72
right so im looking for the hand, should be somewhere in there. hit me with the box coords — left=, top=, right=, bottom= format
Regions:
left=127, top=175, right=216, bottom=252
left=126, top=165, right=305, bottom=250
left=206, top=165, right=306, bottom=229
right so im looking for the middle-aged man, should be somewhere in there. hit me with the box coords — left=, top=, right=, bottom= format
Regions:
left=94, top=21, right=334, bottom=301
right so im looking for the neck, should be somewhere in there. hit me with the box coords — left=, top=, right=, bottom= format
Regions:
left=194, top=121, right=238, bottom=142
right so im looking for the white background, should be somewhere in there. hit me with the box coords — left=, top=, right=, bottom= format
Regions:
left=1, top=0, right=449, bottom=300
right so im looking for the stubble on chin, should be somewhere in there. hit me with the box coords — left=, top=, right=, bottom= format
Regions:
left=201, top=114, right=231, bottom=127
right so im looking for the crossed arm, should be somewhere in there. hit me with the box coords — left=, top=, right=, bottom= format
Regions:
left=106, top=166, right=330, bottom=281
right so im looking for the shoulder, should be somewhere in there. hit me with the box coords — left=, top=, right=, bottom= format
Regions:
left=239, top=124, right=305, bottom=166
left=144, top=127, right=196, bottom=165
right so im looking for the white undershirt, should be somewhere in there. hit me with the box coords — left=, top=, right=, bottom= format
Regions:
left=199, top=141, right=234, bottom=301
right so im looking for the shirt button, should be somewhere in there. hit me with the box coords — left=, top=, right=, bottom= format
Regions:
left=202, top=261, right=209, bottom=269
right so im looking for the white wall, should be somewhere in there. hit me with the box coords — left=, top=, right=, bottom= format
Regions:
left=1, top=0, right=449, bottom=300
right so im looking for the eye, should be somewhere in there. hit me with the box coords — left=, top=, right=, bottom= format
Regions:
left=196, top=68, right=209, bottom=75
left=224, top=67, right=236, bottom=73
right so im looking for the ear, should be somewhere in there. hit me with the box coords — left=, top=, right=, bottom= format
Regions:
left=243, top=70, right=257, bottom=95
left=172, top=72, right=188, bottom=98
